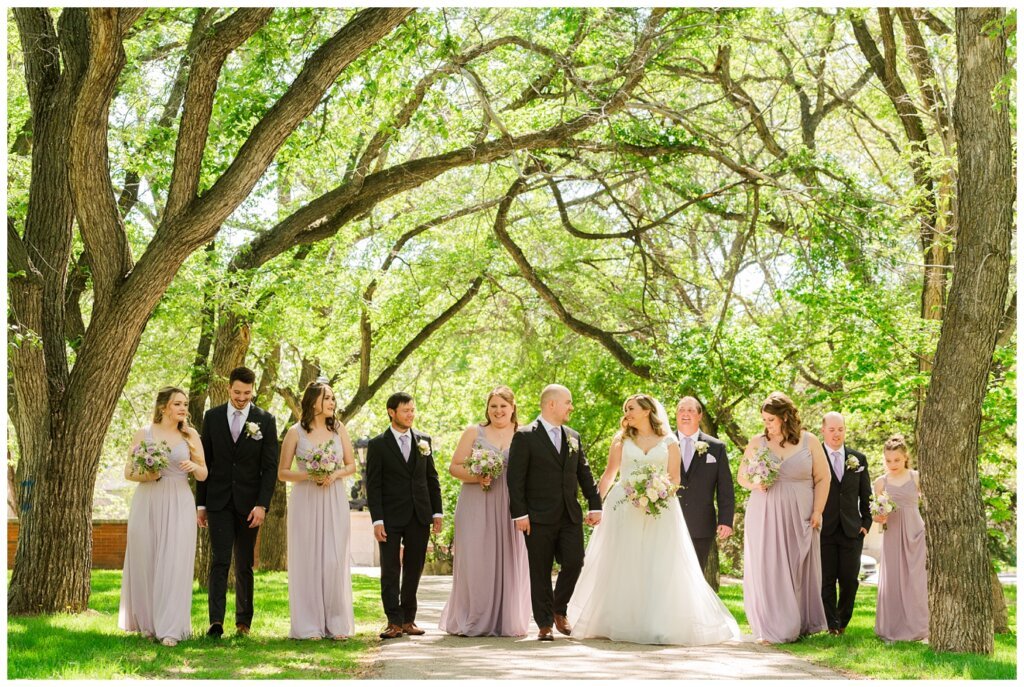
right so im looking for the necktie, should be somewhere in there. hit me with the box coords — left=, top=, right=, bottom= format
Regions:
left=683, top=436, right=694, bottom=472
left=832, top=450, right=843, bottom=480
left=399, top=433, right=410, bottom=461
left=231, top=410, right=242, bottom=442
left=549, top=426, right=561, bottom=452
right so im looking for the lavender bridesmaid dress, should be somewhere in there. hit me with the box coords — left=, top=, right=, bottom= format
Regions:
left=119, top=427, right=197, bottom=642
left=743, top=433, right=828, bottom=643
left=438, top=425, right=531, bottom=636
left=287, top=426, right=354, bottom=639
left=875, top=474, right=928, bottom=641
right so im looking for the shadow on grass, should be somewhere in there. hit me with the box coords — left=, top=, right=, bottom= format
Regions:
left=8, top=570, right=386, bottom=679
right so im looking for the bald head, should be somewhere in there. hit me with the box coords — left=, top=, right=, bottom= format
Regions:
left=540, top=384, right=573, bottom=426
left=821, top=412, right=846, bottom=451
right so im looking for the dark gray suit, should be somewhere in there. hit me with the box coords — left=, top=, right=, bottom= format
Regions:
left=820, top=443, right=871, bottom=631
left=676, top=430, right=735, bottom=572
left=507, top=420, right=601, bottom=629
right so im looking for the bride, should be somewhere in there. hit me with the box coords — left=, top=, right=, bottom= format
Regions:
left=567, top=393, right=740, bottom=645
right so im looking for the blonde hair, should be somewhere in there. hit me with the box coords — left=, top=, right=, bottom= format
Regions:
left=152, top=386, right=191, bottom=441
left=619, top=394, right=667, bottom=440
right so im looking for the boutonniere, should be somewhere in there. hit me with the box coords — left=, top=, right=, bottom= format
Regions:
left=417, top=438, right=431, bottom=456
left=567, top=435, right=580, bottom=453
left=845, top=456, right=862, bottom=472
left=245, top=421, right=263, bottom=440
left=694, top=440, right=709, bottom=455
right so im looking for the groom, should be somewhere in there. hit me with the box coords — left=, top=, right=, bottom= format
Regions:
left=674, top=396, right=734, bottom=573
left=507, top=384, right=602, bottom=641
left=197, top=366, right=279, bottom=637
left=366, top=392, right=443, bottom=640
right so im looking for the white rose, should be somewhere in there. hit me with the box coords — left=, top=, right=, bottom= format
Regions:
left=646, top=487, right=660, bottom=502
left=638, top=496, right=649, bottom=508
left=417, top=439, right=431, bottom=456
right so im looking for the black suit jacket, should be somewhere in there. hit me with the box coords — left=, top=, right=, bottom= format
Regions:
left=506, top=420, right=602, bottom=526
left=677, top=430, right=735, bottom=539
left=821, top=444, right=872, bottom=538
left=197, top=403, right=280, bottom=514
left=365, top=428, right=443, bottom=528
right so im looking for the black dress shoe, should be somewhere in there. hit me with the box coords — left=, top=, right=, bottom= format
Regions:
left=207, top=623, right=224, bottom=638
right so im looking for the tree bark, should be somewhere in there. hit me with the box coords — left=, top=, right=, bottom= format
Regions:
left=253, top=347, right=288, bottom=572
left=917, top=7, right=1012, bottom=655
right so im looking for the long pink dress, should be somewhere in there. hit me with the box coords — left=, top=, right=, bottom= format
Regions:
left=119, top=427, right=197, bottom=642
left=743, top=434, right=828, bottom=643
left=287, top=426, right=354, bottom=639
left=875, top=475, right=928, bottom=641
left=438, top=426, right=531, bottom=636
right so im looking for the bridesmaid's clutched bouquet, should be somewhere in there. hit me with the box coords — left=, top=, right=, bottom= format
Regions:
left=465, top=444, right=505, bottom=491
left=618, top=464, right=679, bottom=517
left=743, top=446, right=782, bottom=489
left=132, top=439, right=170, bottom=475
left=298, top=440, right=340, bottom=482
left=870, top=490, right=898, bottom=530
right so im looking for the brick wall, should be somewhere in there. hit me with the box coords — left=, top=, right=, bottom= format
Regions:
left=7, top=520, right=129, bottom=570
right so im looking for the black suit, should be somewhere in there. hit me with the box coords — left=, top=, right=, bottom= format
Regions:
left=197, top=403, right=279, bottom=627
left=819, top=443, right=872, bottom=631
left=365, top=427, right=443, bottom=626
left=506, top=420, right=601, bottom=629
left=676, top=430, right=735, bottom=572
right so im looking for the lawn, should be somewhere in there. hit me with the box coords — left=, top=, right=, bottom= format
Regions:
left=718, top=582, right=1017, bottom=680
left=7, top=570, right=386, bottom=679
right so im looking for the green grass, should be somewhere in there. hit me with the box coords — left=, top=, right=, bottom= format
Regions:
left=8, top=570, right=386, bottom=679
left=717, top=582, right=1017, bottom=679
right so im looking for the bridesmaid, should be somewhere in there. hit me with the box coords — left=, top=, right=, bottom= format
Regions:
left=439, top=386, right=531, bottom=637
left=738, top=391, right=830, bottom=644
left=278, top=381, right=357, bottom=640
left=119, top=387, right=208, bottom=647
left=873, top=434, right=928, bottom=642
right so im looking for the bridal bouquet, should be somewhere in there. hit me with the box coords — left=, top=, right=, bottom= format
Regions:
left=465, top=444, right=505, bottom=491
left=132, top=439, right=170, bottom=476
left=299, top=440, right=340, bottom=482
left=618, top=464, right=679, bottom=517
left=870, top=490, right=898, bottom=530
left=743, top=446, right=782, bottom=489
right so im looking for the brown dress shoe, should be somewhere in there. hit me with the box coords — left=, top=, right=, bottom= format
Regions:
left=235, top=623, right=250, bottom=637
left=379, top=624, right=404, bottom=640
left=401, top=622, right=426, bottom=636
left=554, top=614, right=572, bottom=636
left=538, top=627, right=554, bottom=641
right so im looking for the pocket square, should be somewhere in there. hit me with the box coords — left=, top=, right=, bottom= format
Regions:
left=705, top=456, right=716, bottom=463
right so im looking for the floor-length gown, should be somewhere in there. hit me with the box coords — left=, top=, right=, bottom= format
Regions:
left=875, top=475, right=928, bottom=641
left=567, top=435, right=739, bottom=645
left=119, top=427, right=197, bottom=642
left=287, top=426, right=355, bottom=639
left=439, top=425, right=531, bottom=636
left=743, top=433, right=828, bottom=643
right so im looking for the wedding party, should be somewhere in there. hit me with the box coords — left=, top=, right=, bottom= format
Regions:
left=7, top=5, right=1014, bottom=681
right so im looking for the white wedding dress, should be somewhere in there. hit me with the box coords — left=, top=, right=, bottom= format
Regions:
left=567, top=434, right=740, bottom=645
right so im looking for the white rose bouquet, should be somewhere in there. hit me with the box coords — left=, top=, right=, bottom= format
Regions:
left=298, top=440, right=339, bottom=482
left=617, top=463, right=679, bottom=517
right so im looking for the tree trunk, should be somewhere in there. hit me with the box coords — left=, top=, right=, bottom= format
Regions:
left=253, top=347, right=287, bottom=571
left=991, top=569, right=1008, bottom=634
left=917, top=7, right=1012, bottom=655
left=703, top=540, right=720, bottom=592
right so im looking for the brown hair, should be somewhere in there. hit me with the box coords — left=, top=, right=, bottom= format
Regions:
left=619, top=394, right=667, bottom=440
left=152, top=386, right=191, bottom=441
left=760, top=391, right=803, bottom=447
left=482, top=385, right=518, bottom=429
left=300, top=382, right=338, bottom=434
left=883, top=434, right=911, bottom=468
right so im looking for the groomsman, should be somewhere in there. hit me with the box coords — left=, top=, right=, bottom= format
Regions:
left=674, top=396, right=734, bottom=573
left=197, top=366, right=279, bottom=637
left=366, top=392, right=443, bottom=640
left=819, top=411, right=872, bottom=636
